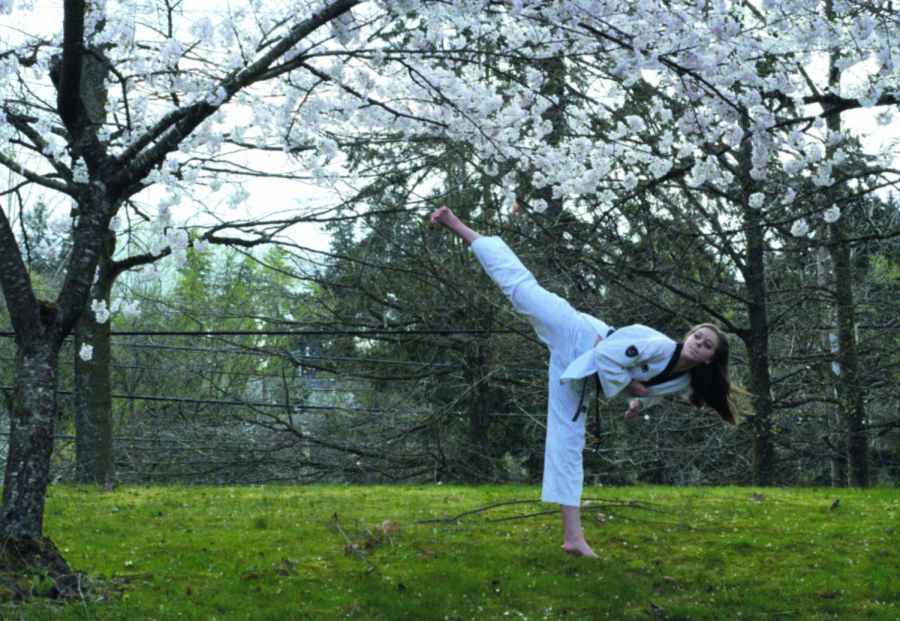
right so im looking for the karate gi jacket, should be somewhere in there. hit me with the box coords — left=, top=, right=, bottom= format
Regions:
left=559, top=324, right=690, bottom=411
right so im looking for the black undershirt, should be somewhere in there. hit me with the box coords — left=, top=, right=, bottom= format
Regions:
left=644, top=343, right=686, bottom=387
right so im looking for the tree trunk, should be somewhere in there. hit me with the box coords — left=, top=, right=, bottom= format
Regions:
left=535, top=53, right=567, bottom=221
left=0, top=337, right=59, bottom=537
left=829, top=434, right=848, bottom=487
left=823, top=32, right=869, bottom=487
left=462, top=341, right=493, bottom=480
left=744, top=241, right=775, bottom=485
left=740, top=117, right=775, bottom=485
left=816, top=247, right=847, bottom=487
left=74, top=231, right=116, bottom=483
left=829, top=224, right=869, bottom=487
left=0, top=172, right=117, bottom=546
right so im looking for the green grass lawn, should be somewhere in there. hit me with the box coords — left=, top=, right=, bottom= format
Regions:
left=11, top=484, right=900, bottom=620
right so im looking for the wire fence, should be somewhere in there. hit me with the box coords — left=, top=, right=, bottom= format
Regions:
left=0, top=325, right=897, bottom=487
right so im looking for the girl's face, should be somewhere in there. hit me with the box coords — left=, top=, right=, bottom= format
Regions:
left=684, top=327, right=720, bottom=365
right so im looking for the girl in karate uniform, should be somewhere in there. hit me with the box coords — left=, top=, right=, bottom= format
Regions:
left=430, top=206, right=743, bottom=557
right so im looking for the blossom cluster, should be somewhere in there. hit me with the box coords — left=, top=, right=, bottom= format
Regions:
left=0, top=0, right=896, bottom=295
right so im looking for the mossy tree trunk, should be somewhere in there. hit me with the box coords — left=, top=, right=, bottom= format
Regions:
left=0, top=181, right=117, bottom=539
left=74, top=231, right=117, bottom=484
left=1, top=337, right=59, bottom=537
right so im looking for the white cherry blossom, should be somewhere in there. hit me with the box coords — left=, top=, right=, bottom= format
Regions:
left=791, top=219, right=810, bottom=237
left=91, top=300, right=110, bottom=324
left=823, top=206, right=841, bottom=223
left=79, top=344, right=94, bottom=362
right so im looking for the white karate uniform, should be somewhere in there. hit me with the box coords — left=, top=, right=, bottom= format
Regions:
left=471, top=237, right=690, bottom=506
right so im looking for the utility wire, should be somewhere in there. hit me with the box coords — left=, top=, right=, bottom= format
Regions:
left=3, top=325, right=897, bottom=339
left=0, top=353, right=456, bottom=368
left=0, top=329, right=519, bottom=338
left=0, top=385, right=401, bottom=412
left=0, top=386, right=541, bottom=418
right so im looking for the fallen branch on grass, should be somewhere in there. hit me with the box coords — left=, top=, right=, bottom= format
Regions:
left=415, top=498, right=666, bottom=524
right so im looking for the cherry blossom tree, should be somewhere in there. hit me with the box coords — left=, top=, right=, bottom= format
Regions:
left=498, top=0, right=900, bottom=484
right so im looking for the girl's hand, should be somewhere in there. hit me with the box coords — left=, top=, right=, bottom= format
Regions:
left=625, top=380, right=649, bottom=398
left=625, top=399, right=643, bottom=421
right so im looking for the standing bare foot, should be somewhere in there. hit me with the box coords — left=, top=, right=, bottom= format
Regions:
left=560, top=505, right=597, bottom=557
left=562, top=541, right=598, bottom=557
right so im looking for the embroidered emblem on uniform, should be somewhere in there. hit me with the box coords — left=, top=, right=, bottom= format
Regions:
left=626, top=345, right=639, bottom=357
left=641, top=363, right=649, bottom=373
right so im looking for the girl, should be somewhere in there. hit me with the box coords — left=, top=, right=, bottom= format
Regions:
left=430, top=206, right=742, bottom=557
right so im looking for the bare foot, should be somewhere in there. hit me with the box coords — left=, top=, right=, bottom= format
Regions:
left=562, top=542, right=598, bottom=557
left=429, top=206, right=481, bottom=246
left=430, top=206, right=461, bottom=230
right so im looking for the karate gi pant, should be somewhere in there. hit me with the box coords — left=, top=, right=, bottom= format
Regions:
left=471, top=237, right=608, bottom=507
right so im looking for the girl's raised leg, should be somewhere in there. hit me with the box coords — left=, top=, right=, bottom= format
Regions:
left=431, top=205, right=596, bottom=558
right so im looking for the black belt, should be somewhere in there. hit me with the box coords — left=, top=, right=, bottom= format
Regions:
left=571, top=326, right=614, bottom=453
left=570, top=374, right=603, bottom=452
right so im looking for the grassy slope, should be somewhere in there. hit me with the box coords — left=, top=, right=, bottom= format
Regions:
left=16, top=484, right=900, bottom=620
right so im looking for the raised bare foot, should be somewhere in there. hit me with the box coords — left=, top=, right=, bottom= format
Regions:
left=429, top=206, right=481, bottom=246
left=562, top=542, right=598, bottom=557
left=430, top=206, right=461, bottom=230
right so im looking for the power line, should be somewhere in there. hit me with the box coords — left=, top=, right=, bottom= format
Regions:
left=0, top=433, right=214, bottom=443
left=0, top=385, right=462, bottom=414
left=0, top=386, right=388, bottom=412
left=0, top=354, right=542, bottom=376
left=0, top=357, right=310, bottom=378
left=292, top=355, right=454, bottom=367
left=0, top=412, right=543, bottom=446
left=3, top=324, right=899, bottom=340
left=0, top=385, right=543, bottom=418
left=0, top=329, right=519, bottom=338
left=0, top=352, right=455, bottom=368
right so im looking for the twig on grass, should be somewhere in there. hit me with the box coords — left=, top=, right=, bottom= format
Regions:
left=334, top=522, right=355, bottom=547
left=323, top=519, right=399, bottom=574
left=415, top=499, right=540, bottom=523
left=415, top=498, right=667, bottom=524
left=583, top=497, right=667, bottom=512
left=334, top=523, right=377, bottom=568
left=77, top=572, right=89, bottom=618
left=599, top=510, right=700, bottom=530
left=487, top=510, right=557, bottom=522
